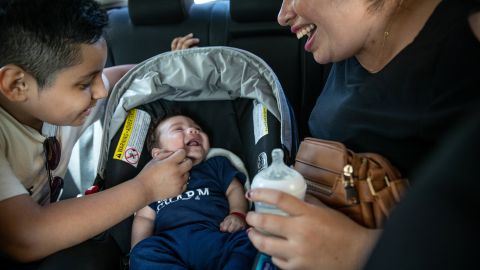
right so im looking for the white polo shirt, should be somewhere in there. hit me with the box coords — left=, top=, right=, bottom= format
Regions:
left=0, top=99, right=105, bottom=205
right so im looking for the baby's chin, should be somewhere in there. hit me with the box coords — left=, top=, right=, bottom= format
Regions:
left=189, top=151, right=208, bottom=164
left=189, top=157, right=203, bottom=166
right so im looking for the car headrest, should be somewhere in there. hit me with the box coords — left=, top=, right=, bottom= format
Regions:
left=230, top=0, right=282, bottom=23
left=128, top=0, right=194, bottom=25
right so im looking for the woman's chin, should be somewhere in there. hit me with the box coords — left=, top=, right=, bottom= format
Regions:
left=313, top=52, right=329, bottom=64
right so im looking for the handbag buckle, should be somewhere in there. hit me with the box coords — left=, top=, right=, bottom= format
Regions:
left=367, top=176, right=391, bottom=196
left=342, top=165, right=358, bottom=203
left=342, top=164, right=354, bottom=187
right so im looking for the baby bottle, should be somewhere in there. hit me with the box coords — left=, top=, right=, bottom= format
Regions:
left=251, top=148, right=306, bottom=216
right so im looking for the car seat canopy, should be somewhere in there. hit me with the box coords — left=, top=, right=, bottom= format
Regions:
left=99, top=46, right=294, bottom=179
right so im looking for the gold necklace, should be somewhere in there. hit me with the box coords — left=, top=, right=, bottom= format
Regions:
left=368, top=0, right=408, bottom=73
left=381, top=0, right=407, bottom=50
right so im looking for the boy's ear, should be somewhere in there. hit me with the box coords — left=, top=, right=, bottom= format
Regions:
left=0, top=65, right=30, bottom=102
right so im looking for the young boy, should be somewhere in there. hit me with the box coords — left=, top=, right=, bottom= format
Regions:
left=0, top=0, right=191, bottom=268
left=130, top=114, right=257, bottom=270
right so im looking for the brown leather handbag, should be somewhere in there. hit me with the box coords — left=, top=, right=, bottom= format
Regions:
left=294, top=137, right=409, bottom=228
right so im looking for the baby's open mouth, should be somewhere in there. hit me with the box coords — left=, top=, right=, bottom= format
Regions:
left=187, top=140, right=200, bottom=146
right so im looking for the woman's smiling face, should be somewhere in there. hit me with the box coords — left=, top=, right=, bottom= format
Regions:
left=277, top=0, right=375, bottom=64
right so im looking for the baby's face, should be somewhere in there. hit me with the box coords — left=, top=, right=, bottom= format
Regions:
left=155, top=115, right=210, bottom=165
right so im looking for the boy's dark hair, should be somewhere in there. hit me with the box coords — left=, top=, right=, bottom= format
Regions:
left=146, top=107, right=201, bottom=153
left=0, top=0, right=108, bottom=88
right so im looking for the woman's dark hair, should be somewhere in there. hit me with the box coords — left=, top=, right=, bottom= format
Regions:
left=0, top=0, right=108, bottom=88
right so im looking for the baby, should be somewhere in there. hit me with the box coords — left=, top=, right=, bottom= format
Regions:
left=129, top=113, right=257, bottom=270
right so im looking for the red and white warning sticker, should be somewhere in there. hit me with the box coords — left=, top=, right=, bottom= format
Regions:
left=124, top=147, right=141, bottom=165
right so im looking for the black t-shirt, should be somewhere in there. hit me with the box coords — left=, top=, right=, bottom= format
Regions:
left=309, top=0, right=480, bottom=180
left=364, top=102, right=480, bottom=270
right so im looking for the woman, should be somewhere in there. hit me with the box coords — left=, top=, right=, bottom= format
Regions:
left=245, top=0, right=480, bottom=269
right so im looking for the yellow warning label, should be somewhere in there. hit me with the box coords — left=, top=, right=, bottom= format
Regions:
left=113, top=109, right=137, bottom=160
left=261, top=105, right=269, bottom=134
left=253, top=101, right=269, bottom=144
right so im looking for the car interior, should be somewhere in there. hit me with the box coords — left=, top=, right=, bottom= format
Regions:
left=65, top=0, right=329, bottom=200
left=2, top=0, right=479, bottom=269
left=61, top=0, right=330, bottom=268
left=105, top=0, right=328, bottom=138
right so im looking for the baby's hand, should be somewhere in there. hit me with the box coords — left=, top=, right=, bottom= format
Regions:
left=220, top=212, right=246, bottom=233
left=171, top=33, right=200, bottom=51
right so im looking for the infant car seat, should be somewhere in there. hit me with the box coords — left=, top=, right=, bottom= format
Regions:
left=94, top=46, right=298, bottom=258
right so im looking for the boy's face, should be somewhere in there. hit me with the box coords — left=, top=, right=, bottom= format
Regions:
left=153, top=115, right=210, bottom=166
left=4, top=39, right=108, bottom=129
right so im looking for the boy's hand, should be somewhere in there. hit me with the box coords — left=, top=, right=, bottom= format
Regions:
left=135, top=149, right=192, bottom=203
left=220, top=213, right=247, bottom=233
left=171, top=33, right=200, bottom=51
left=152, top=149, right=175, bottom=161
